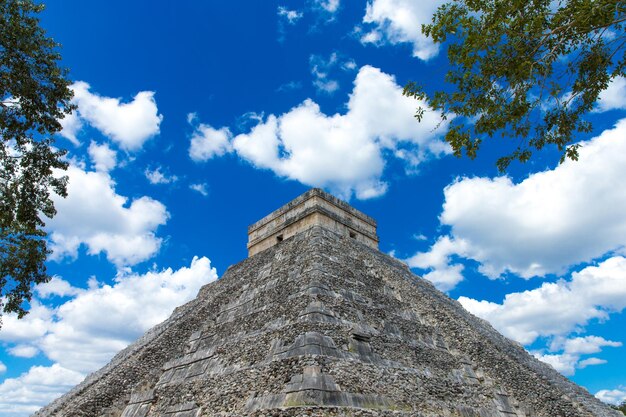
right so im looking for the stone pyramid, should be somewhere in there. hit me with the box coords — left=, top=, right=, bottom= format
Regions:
left=36, top=189, right=619, bottom=417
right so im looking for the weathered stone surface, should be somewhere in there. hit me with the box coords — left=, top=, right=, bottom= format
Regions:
left=34, top=191, right=620, bottom=417
left=247, top=188, right=379, bottom=255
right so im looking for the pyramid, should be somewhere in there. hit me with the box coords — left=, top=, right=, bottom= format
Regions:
left=35, top=189, right=619, bottom=417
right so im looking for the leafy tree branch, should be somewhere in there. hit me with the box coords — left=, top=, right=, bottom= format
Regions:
left=404, top=0, right=626, bottom=171
left=1, top=0, right=73, bottom=325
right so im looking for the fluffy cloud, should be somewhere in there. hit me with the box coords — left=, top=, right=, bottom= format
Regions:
left=360, top=0, right=445, bottom=60
left=35, top=277, right=83, bottom=299
left=88, top=141, right=117, bottom=172
left=191, top=66, right=448, bottom=200
left=578, top=357, right=607, bottom=368
left=309, top=52, right=356, bottom=95
left=38, top=256, right=217, bottom=372
left=412, top=118, right=626, bottom=281
left=277, top=6, right=303, bottom=24
left=58, top=110, right=83, bottom=145
left=595, top=76, right=626, bottom=112
left=459, top=257, right=626, bottom=375
left=0, top=302, right=54, bottom=344
left=550, top=335, right=622, bottom=355
left=62, top=81, right=162, bottom=150
left=190, top=183, right=209, bottom=197
left=277, top=6, right=304, bottom=42
left=0, top=364, right=84, bottom=417
left=531, top=336, right=622, bottom=376
left=406, top=236, right=469, bottom=290
left=47, top=165, right=169, bottom=267
left=278, top=0, right=339, bottom=27
left=0, top=257, right=218, bottom=414
left=7, top=345, right=39, bottom=358
left=310, top=53, right=341, bottom=94
left=532, top=352, right=581, bottom=376
left=596, top=386, right=626, bottom=405
left=315, top=0, right=340, bottom=13
left=188, top=123, right=233, bottom=161
left=145, top=166, right=179, bottom=185
left=459, top=256, right=626, bottom=345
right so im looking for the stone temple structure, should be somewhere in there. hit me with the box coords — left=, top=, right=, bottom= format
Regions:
left=36, top=189, right=619, bottom=417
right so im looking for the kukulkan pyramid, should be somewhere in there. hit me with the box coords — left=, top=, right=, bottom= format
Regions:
left=36, top=189, right=620, bottom=417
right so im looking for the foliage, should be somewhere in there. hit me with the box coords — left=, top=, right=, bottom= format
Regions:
left=0, top=0, right=73, bottom=324
left=404, top=0, right=626, bottom=171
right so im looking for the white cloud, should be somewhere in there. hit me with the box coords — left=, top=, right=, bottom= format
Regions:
left=532, top=352, right=580, bottom=376
left=532, top=352, right=610, bottom=376
left=57, top=110, right=83, bottom=145
left=7, top=345, right=39, bottom=358
left=0, top=302, right=54, bottom=344
left=361, top=0, right=445, bottom=60
left=342, top=59, right=357, bottom=71
left=188, top=122, right=233, bottom=161
left=309, top=53, right=358, bottom=95
left=459, top=257, right=626, bottom=376
left=187, top=112, right=198, bottom=124
left=0, top=257, right=218, bottom=415
left=190, top=183, right=209, bottom=197
left=0, top=364, right=84, bottom=417
left=48, top=165, right=169, bottom=267
left=277, top=6, right=304, bottom=42
left=596, top=386, right=626, bottom=405
left=145, top=166, right=179, bottom=185
left=550, top=335, right=622, bottom=355
left=405, top=236, right=469, bottom=290
left=459, top=256, right=626, bottom=346
left=315, top=0, right=340, bottom=13
left=277, top=6, right=303, bottom=24
left=193, top=65, right=448, bottom=200
left=88, top=141, right=117, bottom=172
left=529, top=335, right=623, bottom=375
left=360, top=28, right=382, bottom=44
left=313, top=78, right=339, bottom=95
left=595, top=76, right=626, bottom=112
left=70, top=81, right=163, bottom=150
left=418, top=118, right=626, bottom=280
left=310, top=53, right=341, bottom=94
left=0, top=362, right=6, bottom=374
left=35, top=277, right=83, bottom=299
left=578, top=357, right=607, bottom=368
left=37, top=256, right=217, bottom=373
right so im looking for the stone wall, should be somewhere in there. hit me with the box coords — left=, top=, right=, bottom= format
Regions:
left=247, top=188, right=378, bottom=256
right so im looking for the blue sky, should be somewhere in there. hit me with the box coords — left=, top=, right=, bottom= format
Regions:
left=1, top=0, right=626, bottom=415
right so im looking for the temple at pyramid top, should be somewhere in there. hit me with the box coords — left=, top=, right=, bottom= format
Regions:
left=247, top=188, right=379, bottom=256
